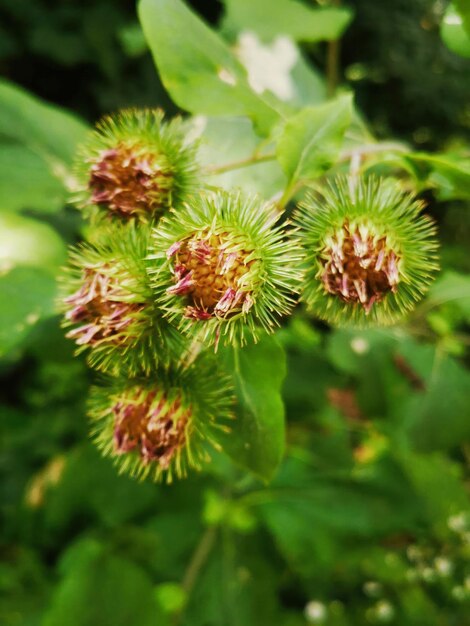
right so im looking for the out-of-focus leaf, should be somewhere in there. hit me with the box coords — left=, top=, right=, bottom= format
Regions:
left=190, top=115, right=285, bottom=198
left=425, top=271, right=470, bottom=321
left=118, top=22, right=148, bottom=58
left=221, top=0, right=353, bottom=43
left=326, top=328, right=408, bottom=417
left=395, top=341, right=470, bottom=452
left=255, top=456, right=419, bottom=574
left=184, top=532, right=280, bottom=626
left=0, top=267, right=57, bottom=357
left=138, top=0, right=286, bottom=135
left=0, top=213, right=66, bottom=271
left=276, top=94, right=353, bottom=184
left=219, top=336, right=286, bottom=482
left=404, top=152, right=470, bottom=200
left=43, top=537, right=165, bottom=626
left=42, top=445, right=158, bottom=532
left=397, top=452, right=469, bottom=530
left=441, top=4, right=470, bottom=58
left=0, top=79, right=89, bottom=165
left=0, top=144, right=68, bottom=213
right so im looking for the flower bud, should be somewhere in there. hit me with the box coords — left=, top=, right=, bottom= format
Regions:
left=298, top=177, right=439, bottom=326
left=75, top=109, right=199, bottom=222
left=149, top=191, right=303, bottom=347
left=89, top=357, right=233, bottom=481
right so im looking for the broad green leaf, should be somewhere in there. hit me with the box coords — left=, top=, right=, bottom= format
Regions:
left=0, top=213, right=66, bottom=272
left=185, top=532, right=280, bottom=626
left=395, top=342, right=470, bottom=452
left=276, top=94, right=353, bottom=184
left=219, top=335, right=286, bottom=482
left=0, top=266, right=57, bottom=356
left=222, top=0, right=353, bottom=43
left=453, top=0, right=470, bottom=34
left=426, top=271, right=470, bottom=321
left=404, top=152, right=470, bottom=200
left=0, top=144, right=67, bottom=213
left=255, top=456, right=420, bottom=574
left=42, top=445, right=158, bottom=532
left=138, top=0, right=286, bottom=135
left=397, top=452, right=469, bottom=529
left=43, top=537, right=165, bottom=626
left=441, top=4, right=470, bottom=58
left=0, top=79, right=89, bottom=165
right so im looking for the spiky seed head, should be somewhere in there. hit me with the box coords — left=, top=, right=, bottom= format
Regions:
left=89, top=357, right=234, bottom=482
left=298, top=177, right=439, bottom=326
left=148, top=190, right=304, bottom=347
left=63, top=263, right=144, bottom=347
left=60, top=223, right=182, bottom=375
left=75, top=109, right=200, bottom=222
left=112, top=387, right=191, bottom=469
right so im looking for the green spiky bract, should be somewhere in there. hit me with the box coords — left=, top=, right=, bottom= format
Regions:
left=75, top=108, right=200, bottom=223
left=88, top=354, right=234, bottom=482
left=60, top=222, right=184, bottom=376
left=148, top=190, right=304, bottom=348
left=298, top=176, right=439, bottom=327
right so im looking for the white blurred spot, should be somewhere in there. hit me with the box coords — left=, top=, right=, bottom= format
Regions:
left=434, top=557, right=453, bottom=577
left=375, top=600, right=395, bottom=622
left=218, top=67, right=237, bottom=86
left=351, top=336, right=369, bottom=354
left=305, top=601, right=327, bottom=623
left=236, top=31, right=298, bottom=101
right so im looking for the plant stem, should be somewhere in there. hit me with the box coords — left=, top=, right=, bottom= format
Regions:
left=204, top=152, right=277, bottom=175
left=326, top=0, right=342, bottom=97
left=181, top=525, right=218, bottom=594
left=339, top=141, right=409, bottom=161
left=205, top=141, right=408, bottom=181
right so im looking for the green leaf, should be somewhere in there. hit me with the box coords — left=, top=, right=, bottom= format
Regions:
left=138, top=0, right=285, bottom=135
left=0, top=267, right=57, bottom=357
left=185, top=532, right=281, bottom=626
left=0, top=144, right=68, bottom=213
left=0, top=79, right=89, bottom=165
left=396, top=452, right=469, bottom=529
left=43, top=537, right=165, bottom=626
left=256, top=456, right=420, bottom=574
left=395, top=342, right=470, bottom=452
left=191, top=116, right=286, bottom=197
left=219, top=335, right=286, bottom=482
left=276, top=94, right=353, bottom=184
left=0, top=213, right=66, bottom=272
left=404, top=152, right=470, bottom=200
left=222, top=0, right=353, bottom=43
left=426, top=271, right=470, bottom=321
left=441, top=4, right=470, bottom=58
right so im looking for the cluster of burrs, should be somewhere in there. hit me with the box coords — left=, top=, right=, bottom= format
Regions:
left=61, top=109, right=438, bottom=482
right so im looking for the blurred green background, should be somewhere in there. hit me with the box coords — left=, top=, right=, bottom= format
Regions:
left=1, top=1, right=469, bottom=625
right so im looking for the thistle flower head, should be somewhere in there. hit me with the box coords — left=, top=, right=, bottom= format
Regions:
left=60, top=223, right=181, bottom=374
left=76, top=109, right=199, bottom=222
left=298, top=177, right=439, bottom=326
left=149, top=191, right=303, bottom=347
left=89, top=357, right=233, bottom=482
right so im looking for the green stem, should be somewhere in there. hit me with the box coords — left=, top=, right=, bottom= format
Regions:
left=204, top=152, right=277, bottom=175
left=326, top=0, right=341, bottom=97
left=181, top=525, right=218, bottom=595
